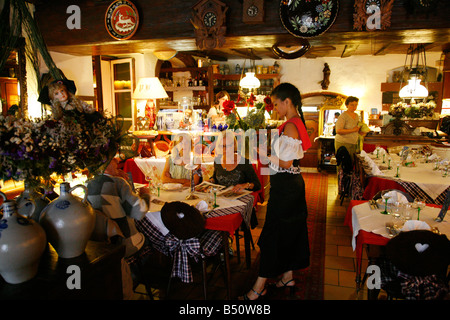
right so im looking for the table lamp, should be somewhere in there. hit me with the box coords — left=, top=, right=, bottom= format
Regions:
left=133, top=77, right=168, bottom=130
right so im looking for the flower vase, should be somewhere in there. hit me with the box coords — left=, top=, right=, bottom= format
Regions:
left=16, top=183, right=50, bottom=222
left=39, top=182, right=95, bottom=258
left=0, top=192, right=47, bottom=284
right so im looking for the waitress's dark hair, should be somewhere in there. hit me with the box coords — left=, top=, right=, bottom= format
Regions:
left=271, top=83, right=306, bottom=125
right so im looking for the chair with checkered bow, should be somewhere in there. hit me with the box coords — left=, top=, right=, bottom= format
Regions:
left=161, top=201, right=226, bottom=299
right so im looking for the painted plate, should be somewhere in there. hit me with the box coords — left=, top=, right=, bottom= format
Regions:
left=279, top=0, right=339, bottom=38
left=105, top=0, right=139, bottom=40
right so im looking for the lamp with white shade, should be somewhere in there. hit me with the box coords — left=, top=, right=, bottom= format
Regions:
left=239, top=72, right=261, bottom=90
left=133, top=77, right=168, bottom=130
left=398, top=44, right=429, bottom=101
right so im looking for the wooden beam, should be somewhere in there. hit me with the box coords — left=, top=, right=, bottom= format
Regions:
left=230, top=49, right=262, bottom=60
left=341, top=44, right=359, bottom=58
left=373, top=43, right=392, bottom=56
left=93, top=55, right=103, bottom=112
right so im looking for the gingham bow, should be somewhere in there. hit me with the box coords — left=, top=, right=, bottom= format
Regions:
left=165, top=234, right=204, bottom=283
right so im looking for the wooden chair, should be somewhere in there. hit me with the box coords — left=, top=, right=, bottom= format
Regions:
left=380, top=230, right=450, bottom=300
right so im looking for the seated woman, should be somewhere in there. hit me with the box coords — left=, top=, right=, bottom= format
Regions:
left=161, top=139, right=202, bottom=187
left=209, top=132, right=261, bottom=194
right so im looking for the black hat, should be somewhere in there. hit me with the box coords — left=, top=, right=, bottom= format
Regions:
left=38, top=79, right=77, bottom=105
left=161, top=201, right=205, bottom=240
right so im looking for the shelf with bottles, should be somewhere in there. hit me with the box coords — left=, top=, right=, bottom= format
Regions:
left=159, top=66, right=213, bottom=108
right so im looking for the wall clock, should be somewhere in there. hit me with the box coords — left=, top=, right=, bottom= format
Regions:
left=105, top=0, right=139, bottom=40
left=191, top=0, right=228, bottom=50
left=242, top=0, right=265, bottom=24
left=203, top=11, right=217, bottom=27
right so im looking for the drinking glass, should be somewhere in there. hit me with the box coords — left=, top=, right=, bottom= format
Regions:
left=390, top=201, right=404, bottom=229
left=413, top=198, right=426, bottom=220
left=380, top=193, right=390, bottom=215
left=403, top=203, right=413, bottom=221
left=394, top=163, right=401, bottom=178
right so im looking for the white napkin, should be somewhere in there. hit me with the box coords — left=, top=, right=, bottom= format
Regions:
left=195, top=200, right=208, bottom=212
left=401, top=220, right=431, bottom=232
left=428, top=153, right=438, bottom=161
left=360, top=150, right=367, bottom=157
left=145, top=211, right=170, bottom=235
left=383, top=190, right=409, bottom=204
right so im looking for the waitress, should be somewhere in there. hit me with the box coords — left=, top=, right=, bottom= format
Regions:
left=334, top=96, right=363, bottom=159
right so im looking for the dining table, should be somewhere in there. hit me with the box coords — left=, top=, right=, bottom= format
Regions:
left=344, top=199, right=450, bottom=299
left=133, top=186, right=255, bottom=299
left=123, top=157, right=215, bottom=185
left=357, top=149, right=450, bottom=205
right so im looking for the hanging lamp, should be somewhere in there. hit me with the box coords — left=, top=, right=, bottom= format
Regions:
left=399, top=44, right=429, bottom=100
left=239, top=72, right=260, bottom=89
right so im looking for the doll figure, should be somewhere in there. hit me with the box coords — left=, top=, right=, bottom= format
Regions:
left=38, top=79, right=95, bottom=119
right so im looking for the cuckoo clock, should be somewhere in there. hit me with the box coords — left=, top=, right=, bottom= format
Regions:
left=191, top=0, right=228, bottom=50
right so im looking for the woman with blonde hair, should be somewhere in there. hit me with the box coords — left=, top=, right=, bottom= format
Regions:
left=38, top=79, right=95, bottom=119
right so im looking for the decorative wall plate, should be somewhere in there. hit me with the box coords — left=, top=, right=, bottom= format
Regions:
left=105, top=0, right=139, bottom=40
left=280, top=0, right=339, bottom=38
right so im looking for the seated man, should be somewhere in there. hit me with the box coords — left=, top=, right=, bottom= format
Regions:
left=87, top=157, right=151, bottom=299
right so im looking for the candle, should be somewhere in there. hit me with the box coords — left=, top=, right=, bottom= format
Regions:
left=190, top=151, right=193, bottom=165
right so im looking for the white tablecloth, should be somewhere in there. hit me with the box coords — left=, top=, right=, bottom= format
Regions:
left=360, top=151, right=450, bottom=202
left=351, top=202, right=450, bottom=250
left=134, top=157, right=215, bottom=183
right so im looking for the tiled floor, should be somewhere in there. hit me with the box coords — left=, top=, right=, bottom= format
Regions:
left=132, top=167, right=383, bottom=300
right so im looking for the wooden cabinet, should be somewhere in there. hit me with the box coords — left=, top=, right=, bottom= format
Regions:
left=0, top=77, right=19, bottom=115
left=159, top=66, right=213, bottom=109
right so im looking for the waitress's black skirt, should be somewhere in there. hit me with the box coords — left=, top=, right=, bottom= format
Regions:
left=257, top=171, right=310, bottom=278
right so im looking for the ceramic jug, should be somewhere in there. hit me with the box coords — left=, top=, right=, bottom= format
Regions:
left=0, top=192, right=47, bottom=284
left=39, top=182, right=95, bottom=258
left=16, top=183, right=50, bottom=222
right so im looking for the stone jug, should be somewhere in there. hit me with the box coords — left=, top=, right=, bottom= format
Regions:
left=16, top=183, right=50, bottom=222
left=39, top=182, right=95, bottom=258
left=0, top=192, right=47, bottom=284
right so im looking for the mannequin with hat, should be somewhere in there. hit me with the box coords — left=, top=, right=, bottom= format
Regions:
left=38, top=79, right=95, bottom=119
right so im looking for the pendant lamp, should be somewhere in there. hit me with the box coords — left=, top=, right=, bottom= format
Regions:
left=239, top=72, right=260, bottom=89
left=399, top=44, right=429, bottom=100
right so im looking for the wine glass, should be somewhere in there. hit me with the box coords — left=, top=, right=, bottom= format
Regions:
left=413, top=198, right=426, bottom=220
left=380, top=193, right=390, bottom=215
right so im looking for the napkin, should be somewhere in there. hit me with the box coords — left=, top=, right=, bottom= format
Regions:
left=146, top=211, right=170, bottom=236
left=195, top=200, right=208, bottom=212
left=428, top=153, right=438, bottom=161
left=360, top=150, right=367, bottom=157
left=401, top=220, right=431, bottom=232
left=383, top=190, right=409, bottom=204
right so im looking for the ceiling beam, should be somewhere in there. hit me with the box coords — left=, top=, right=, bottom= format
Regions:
left=373, top=43, right=392, bottom=56
left=341, top=44, right=359, bottom=58
left=230, top=49, right=262, bottom=60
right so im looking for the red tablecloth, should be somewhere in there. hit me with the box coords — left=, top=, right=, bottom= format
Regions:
left=362, top=176, right=406, bottom=200
left=123, top=158, right=147, bottom=184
